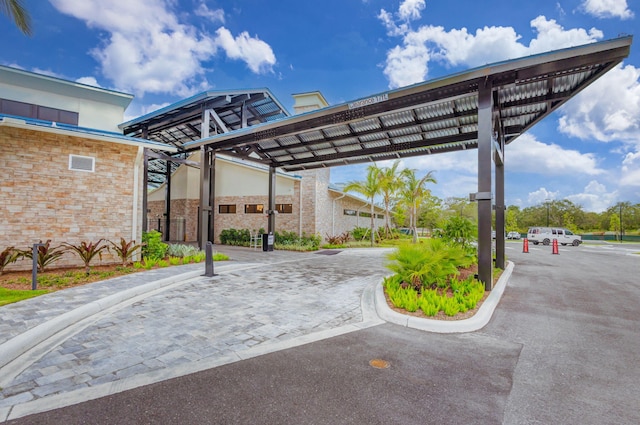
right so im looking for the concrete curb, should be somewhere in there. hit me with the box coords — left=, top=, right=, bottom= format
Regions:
left=0, top=270, right=203, bottom=371
left=374, top=261, right=514, bottom=333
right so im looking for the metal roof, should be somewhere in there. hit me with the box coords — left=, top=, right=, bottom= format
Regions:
left=183, top=36, right=632, bottom=172
left=0, top=114, right=175, bottom=151
left=120, top=89, right=289, bottom=185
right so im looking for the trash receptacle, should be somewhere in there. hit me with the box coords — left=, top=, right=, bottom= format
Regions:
left=262, top=232, right=274, bottom=251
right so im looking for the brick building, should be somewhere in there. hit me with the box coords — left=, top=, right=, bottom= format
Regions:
left=146, top=152, right=385, bottom=243
left=0, top=65, right=174, bottom=270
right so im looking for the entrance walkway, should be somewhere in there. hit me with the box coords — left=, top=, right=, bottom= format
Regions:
left=0, top=247, right=391, bottom=420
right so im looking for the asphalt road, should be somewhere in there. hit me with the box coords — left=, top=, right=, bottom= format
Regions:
left=6, top=242, right=640, bottom=424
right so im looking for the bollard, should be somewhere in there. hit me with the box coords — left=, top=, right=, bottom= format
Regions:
left=203, top=241, right=216, bottom=277
left=552, top=238, right=559, bottom=255
left=31, top=243, right=45, bottom=290
left=522, top=238, right=529, bottom=253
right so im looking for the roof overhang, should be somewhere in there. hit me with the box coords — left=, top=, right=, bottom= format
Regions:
left=0, top=115, right=176, bottom=152
left=183, top=36, right=632, bottom=172
left=0, top=65, right=133, bottom=109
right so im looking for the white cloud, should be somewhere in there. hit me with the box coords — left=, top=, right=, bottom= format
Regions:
left=581, top=0, right=634, bottom=19
left=528, top=188, right=559, bottom=205
left=409, top=149, right=477, bottom=173
left=195, top=2, right=224, bottom=23
left=566, top=180, right=618, bottom=212
left=379, top=13, right=603, bottom=88
left=558, top=64, right=640, bottom=145
left=76, top=76, right=100, bottom=87
left=49, top=0, right=276, bottom=96
left=213, top=27, right=276, bottom=74
left=378, top=0, right=425, bottom=36
left=621, top=150, right=640, bottom=187
left=507, top=133, right=605, bottom=176
left=398, top=0, right=426, bottom=21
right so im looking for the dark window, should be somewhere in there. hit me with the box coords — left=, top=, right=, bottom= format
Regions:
left=377, top=214, right=384, bottom=219
left=219, top=204, right=236, bottom=214
left=1, top=99, right=33, bottom=117
left=0, top=98, right=79, bottom=125
left=344, top=209, right=357, bottom=216
left=275, top=203, right=292, bottom=214
left=359, top=212, right=372, bottom=218
left=245, top=204, right=264, bottom=214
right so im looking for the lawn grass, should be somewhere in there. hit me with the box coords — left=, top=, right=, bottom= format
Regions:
left=0, top=287, right=49, bottom=306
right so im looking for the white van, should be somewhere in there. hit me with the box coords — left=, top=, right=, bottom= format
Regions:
left=527, top=227, right=582, bottom=246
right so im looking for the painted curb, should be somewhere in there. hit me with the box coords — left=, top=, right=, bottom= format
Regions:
left=374, top=261, right=514, bottom=333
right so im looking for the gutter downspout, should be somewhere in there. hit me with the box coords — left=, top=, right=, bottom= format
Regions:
left=332, top=193, right=347, bottom=235
left=356, top=202, right=369, bottom=228
left=299, top=179, right=303, bottom=237
left=131, top=146, right=144, bottom=261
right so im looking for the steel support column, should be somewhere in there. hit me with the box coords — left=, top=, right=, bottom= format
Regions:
left=141, top=125, right=149, bottom=235
left=477, top=80, right=494, bottom=291
left=164, top=160, right=172, bottom=242
left=495, top=141, right=506, bottom=270
left=199, top=146, right=214, bottom=249
left=267, top=166, right=276, bottom=235
left=142, top=148, right=149, bottom=234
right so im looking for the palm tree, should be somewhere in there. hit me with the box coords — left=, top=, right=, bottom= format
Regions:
left=1, top=0, right=31, bottom=35
left=399, top=168, right=437, bottom=243
left=378, top=160, right=403, bottom=238
left=344, top=165, right=382, bottom=247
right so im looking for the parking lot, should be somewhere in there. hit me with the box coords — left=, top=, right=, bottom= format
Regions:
left=4, top=242, right=640, bottom=424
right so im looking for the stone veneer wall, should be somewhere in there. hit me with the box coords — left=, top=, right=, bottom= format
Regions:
left=330, top=195, right=385, bottom=236
left=146, top=198, right=199, bottom=242
left=1, top=126, right=142, bottom=270
left=147, top=191, right=302, bottom=243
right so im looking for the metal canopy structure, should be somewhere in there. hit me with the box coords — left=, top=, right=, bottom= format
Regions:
left=120, top=89, right=289, bottom=187
left=127, top=36, right=632, bottom=289
left=183, top=37, right=631, bottom=172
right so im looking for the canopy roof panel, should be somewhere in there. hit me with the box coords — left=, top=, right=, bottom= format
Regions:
left=120, top=89, right=289, bottom=184
left=183, top=36, right=631, bottom=172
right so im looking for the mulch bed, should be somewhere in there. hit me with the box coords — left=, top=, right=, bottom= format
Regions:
left=0, top=265, right=142, bottom=291
left=383, top=264, right=499, bottom=321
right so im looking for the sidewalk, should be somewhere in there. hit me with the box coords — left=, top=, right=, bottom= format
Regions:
left=0, top=247, right=391, bottom=421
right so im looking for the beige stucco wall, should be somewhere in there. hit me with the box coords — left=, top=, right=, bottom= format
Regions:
left=148, top=154, right=297, bottom=202
left=0, top=66, right=131, bottom=132
left=0, top=126, right=143, bottom=270
left=147, top=160, right=386, bottom=243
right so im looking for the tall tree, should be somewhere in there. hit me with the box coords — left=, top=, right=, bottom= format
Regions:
left=377, top=160, right=403, bottom=238
left=1, top=0, right=32, bottom=35
left=399, top=168, right=437, bottom=243
left=344, top=165, right=382, bottom=247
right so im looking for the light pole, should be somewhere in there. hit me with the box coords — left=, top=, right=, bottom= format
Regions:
left=545, top=199, right=551, bottom=227
left=619, top=203, right=623, bottom=243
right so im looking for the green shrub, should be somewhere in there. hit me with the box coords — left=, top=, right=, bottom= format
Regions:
left=418, top=295, right=439, bottom=316
left=442, top=298, right=461, bottom=316
left=212, top=252, right=229, bottom=261
left=440, top=216, right=477, bottom=250
left=386, top=239, right=472, bottom=290
left=220, top=228, right=264, bottom=246
left=142, top=231, right=168, bottom=260
left=167, top=244, right=201, bottom=258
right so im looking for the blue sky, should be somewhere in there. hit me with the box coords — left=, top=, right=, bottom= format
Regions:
left=2, top=0, right=639, bottom=212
